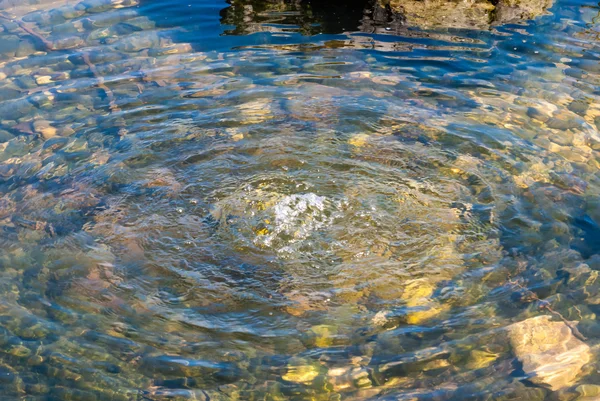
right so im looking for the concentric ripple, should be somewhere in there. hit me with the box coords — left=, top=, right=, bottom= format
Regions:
left=0, top=0, right=599, bottom=399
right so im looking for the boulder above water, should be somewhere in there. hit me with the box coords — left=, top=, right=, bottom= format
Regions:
left=506, top=315, right=591, bottom=391
left=384, top=0, right=553, bottom=29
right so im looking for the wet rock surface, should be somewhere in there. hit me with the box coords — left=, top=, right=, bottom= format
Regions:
left=506, top=316, right=591, bottom=391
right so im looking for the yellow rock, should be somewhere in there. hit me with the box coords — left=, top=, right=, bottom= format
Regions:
left=405, top=304, right=444, bottom=325
left=33, top=120, right=57, bottom=140
left=310, top=324, right=337, bottom=348
left=40, top=127, right=57, bottom=140
left=348, top=134, right=370, bottom=147
left=465, top=349, right=500, bottom=369
left=422, top=359, right=451, bottom=371
left=282, top=360, right=320, bottom=383
left=255, top=227, right=269, bottom=236
left=401, top=278, right=436, bottom=305
left=35, top=75, right=53, bottom=85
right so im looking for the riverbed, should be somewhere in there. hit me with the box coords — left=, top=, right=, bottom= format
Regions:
left=0, top=0, right=600, bottom=399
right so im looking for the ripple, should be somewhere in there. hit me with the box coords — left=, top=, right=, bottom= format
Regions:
left=0, top=0, right=599, bottom=399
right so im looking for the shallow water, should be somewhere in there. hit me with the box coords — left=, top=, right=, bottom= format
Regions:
left=0, top=0, right=600, bottom=399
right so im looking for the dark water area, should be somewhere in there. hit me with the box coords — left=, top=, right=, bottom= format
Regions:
left=1, top=0, right=600, bottom=400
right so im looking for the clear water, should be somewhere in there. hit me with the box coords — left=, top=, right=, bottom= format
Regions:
left=0, top=0, right=600, bottom=399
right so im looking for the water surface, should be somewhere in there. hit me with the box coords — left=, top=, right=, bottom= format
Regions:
left=1, top=0, right=600, bottom=399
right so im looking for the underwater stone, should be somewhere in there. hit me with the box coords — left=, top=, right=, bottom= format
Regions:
left=0, top=35, right=19, bottom=57
left=52, top=36, right=85, bottom=50
left=282, top=358, right=321, bottom=384
left=574, top=384, right=600, bottom=399
left=15, top=38, right=38, bottom=58
left=569, top=100, right=589, bottom=116
left=0, top=87, right=20, bottom=102
left=52, top=21, right=83, bottom=35
left=33, top=120, right=57, bottom=140
left=307, top=325, right=337, bottom=348
left=547, top=116, right=580, bottom=131
left=15, top=76, right=37, bottom=90
left=114, top=31, right=159, bottom=52
left=55, top=4, right=86, bottom=19
left=527, top=107, right=551, bottom=123
left=465, top=349, right=501, bottom=370
left=0, top=129, right=15, bottom=143
left=0, top=99, right=34, bottom=120
left=348, top=133, right=370, bottom=147
left=506, top=315, right=591, bottom=391
left=82, top=0, right=124, bottom=13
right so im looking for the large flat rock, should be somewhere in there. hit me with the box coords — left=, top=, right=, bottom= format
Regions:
left=506, top=315, right=591, bottom=391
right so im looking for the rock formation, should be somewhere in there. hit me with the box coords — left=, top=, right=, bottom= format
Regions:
left=506, top=315, right=591, bottom=391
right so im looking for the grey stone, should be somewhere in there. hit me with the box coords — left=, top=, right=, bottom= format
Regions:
left=0, top=129, right=14, bottom=143
left=15, top=38, right=38, bottom=58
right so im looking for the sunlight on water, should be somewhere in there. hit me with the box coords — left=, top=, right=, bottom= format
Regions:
left=0, top=0, right=599, bottom=399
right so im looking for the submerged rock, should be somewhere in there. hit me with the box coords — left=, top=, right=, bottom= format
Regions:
left=506, top=315, right=591, bottom=391
left=282, top=358, right=321, bottom=384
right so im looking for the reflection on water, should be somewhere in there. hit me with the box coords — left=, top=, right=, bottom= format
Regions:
left=0, top=0, right=600, bottom=399
left=219, top=0, right=554, bottom=35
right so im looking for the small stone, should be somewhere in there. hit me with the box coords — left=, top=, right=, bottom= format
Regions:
left=0, top=129, right=14, bottom=143
left=15, top=76, right=37, bottom=90
left=402, top=278, right=436, bottom=301
left=506, top=315, right=591, bottom=391
left=351, top=367, right=372, bottom=388
left=15, top=39, right=37, bottom=57
left=114, top=32, right=160, bottom=52
left=33, top=120, right=57, bottom=140
left=35, top=76, right=53, bottom=85
left=51, top=37, right=85, bottom=50
left=404, top=304, right=444, bottom=325
left=527, top=107, right=550, bottom=123
left=465, top=349, right=500, bottom=369
left=0, top=35, right=19, bottom=57
left=309, top=325, right=337, bottom=348
left=56, top=5, right=86, bottom=19
left=348, top=134, right=370, bottom=147
left=547, top=116, right=580, bottom=131
left=59, top=126, right=76, bottom=136
left=282, top=358, right=320, bottom=383
left=569, top=100, right=589, bottom=116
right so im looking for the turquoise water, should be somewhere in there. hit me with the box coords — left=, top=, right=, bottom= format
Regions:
left=0, top=0, right=600, bottom=399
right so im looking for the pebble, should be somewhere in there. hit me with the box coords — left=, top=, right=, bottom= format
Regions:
left=35, top=76, right=53, bottom=85
left=282, top=358, right=321, bottom=383
left=33, top=120, right=57, bottom=140
left=0, top=129, right=14, bottom=143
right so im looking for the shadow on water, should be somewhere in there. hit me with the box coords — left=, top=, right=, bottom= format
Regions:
left=137, top=0, right=387, bottom=51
